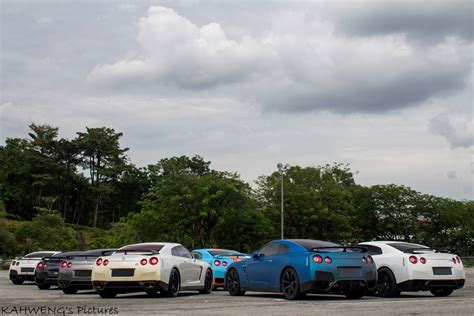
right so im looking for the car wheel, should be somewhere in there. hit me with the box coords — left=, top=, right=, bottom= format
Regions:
left=281, top=267, right=303, bottom=300
left=62, top=287, right=78, bottom=294
left=226, top=268, right=245, bottom=296
left=37, top=284, right=50, bottom=290
left=199, top=269, right=213, bottom=294
left=430, top=288, right=454, bottom=297
left=11, top=279, right=24, bottom=285
left=377, top=268, right=400, bottom=297
left=162, top=269, right=180, bottom=297
left=344, top=287, right=367, bottom=299
left=99, top=290, right=117, bottom=298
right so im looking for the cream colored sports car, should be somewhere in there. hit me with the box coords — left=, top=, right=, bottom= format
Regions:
left=91, top=242, right=213, bottom=298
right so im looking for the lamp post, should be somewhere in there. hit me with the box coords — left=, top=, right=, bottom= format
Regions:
left=277, top=163, right=285, bottom=240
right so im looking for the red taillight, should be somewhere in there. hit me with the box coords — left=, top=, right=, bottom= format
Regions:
left=149, top=257, right=159, bottom=265
left=61, top=261, right=67, bottom=268
left=222, top=261, right=227, bottom=267
left=409, top=256, right=417, bottom=264
left=37, top=262, right=44, bottom=269
left=452, top=257, right=457, bottom=264
left=103, top=259, right=109, bottom=266
left=140, top=258, right=147, bottom=266
left=361, top=257, right=368, bottom=264
left=67, top=262, right=72, bottom=268
left=96, top=258, right=103, bottom=266
left=367, top=255, right=374, bottom=264
left=214, top=260, right=221, bottom=266
left=324, top=256, right=332, bottom=264
left=312, top=255, right=323, bottom=264
left=420, top=257, right=426, bottom=264
left=456, top=256, right=461, bottom=264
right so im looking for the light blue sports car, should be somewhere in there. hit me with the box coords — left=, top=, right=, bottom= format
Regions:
left=224, top=239, right=377, bottom=299
left=191, top=249, right=249, bottom=289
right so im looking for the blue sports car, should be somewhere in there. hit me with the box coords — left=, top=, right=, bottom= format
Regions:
left=224, top=239, right=377, bottom=300
left=192, top=249, right=249, bottom=289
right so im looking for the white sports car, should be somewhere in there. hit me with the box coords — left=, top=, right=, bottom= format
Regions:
left=91, top=242, right=213, bottom=298
left=358, top=241, right=465, bottom=297
left=9, top=251, right=60, bottom=284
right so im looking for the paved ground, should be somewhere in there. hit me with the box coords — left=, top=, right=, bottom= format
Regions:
left=0, top=269, right=473, bottom=316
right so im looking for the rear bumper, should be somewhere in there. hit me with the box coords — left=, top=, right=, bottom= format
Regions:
left=35, top=271, right=59, bottom=285
left=398, top=279, right=465, bottom=291
left=92, top=281, right=168, bottom=293
left=213, top=277, right=225, bottom=287
left=9, top=270, right=35, bottom=281
left=302, top=270, right=377, bottom=293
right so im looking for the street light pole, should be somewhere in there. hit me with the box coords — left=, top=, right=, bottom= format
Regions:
left=277, top=163, right=284, bottom=240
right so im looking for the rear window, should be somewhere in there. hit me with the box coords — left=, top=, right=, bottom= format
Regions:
left=208, top=250, right=241, bottom=256
left=24, top=252, right=56, bottom=259
left=116, top=244, right=164, bottom=254
left=291, top=239, right=341, bottom=250
left=388, top=243, right=429, bottom=252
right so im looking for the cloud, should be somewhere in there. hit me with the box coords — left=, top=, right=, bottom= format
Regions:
left=430, top=113, right=474, bottom=148
left=447, top=170, right=457, bottom=180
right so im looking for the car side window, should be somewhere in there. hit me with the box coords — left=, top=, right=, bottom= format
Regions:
left=177, top=246, right=193, bottom=259
left=364, top=245, right=383, bottom=256
left=259, top=243, right=280, bottom=257
left=278, top=244, right=289, bottom=255
left=171, top=246, right=180, bottom=257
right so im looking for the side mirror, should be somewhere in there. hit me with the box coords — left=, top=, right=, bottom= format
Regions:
left=252, top=252, right=259, bottom=259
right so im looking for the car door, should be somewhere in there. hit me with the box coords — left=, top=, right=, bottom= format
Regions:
left=243, top=243, right=280, bottom=289
left=172, top=246, right=202, bottom=286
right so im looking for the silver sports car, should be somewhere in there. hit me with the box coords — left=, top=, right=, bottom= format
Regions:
left=58, top=249, right=116, bottom=294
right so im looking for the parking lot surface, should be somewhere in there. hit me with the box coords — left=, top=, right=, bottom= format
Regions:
left=0, top=269, right=473, bottom=315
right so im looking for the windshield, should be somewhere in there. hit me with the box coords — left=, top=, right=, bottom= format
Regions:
left=208, top=250, right=242, bottom=256
left=291, top=239, right=341, bottom=250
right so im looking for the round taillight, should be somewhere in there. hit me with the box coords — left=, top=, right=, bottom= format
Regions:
left=12, top=261, right=16, bottom=265
left=96, top=258, right=103, bottom=266
left=67, top=262, right=72, bottom=268
left=312, top=255, right=323, bottom=264
left=61, top=261, right=67, bottom=268
left=367, top=255, right=374, bottom=264
left=324, top=256, right=332, bottom=264
left=361, top=257, right=368, bottom=264
left=214, top=260, right=221, bottom=266
left=149, top=257, right=159, bottom=265
left=409, top=256, right=417, bottom=264
left=103, top=259, right=109, bottom=266
left=420, top=257, right=426, bottom=264
left=37, top=262, right=44, bottom=269
left=222, top=261, right=227, bottom=266
left=456, top=256, right=461, bottom=264
left=140, top=258, right=147, bottom=266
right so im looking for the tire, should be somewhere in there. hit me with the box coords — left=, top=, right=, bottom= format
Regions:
left=199, top=269, right=213, bottom=294
left=430, top=288, right=454, bottom=297
left=377, top=268, right=400, bottom=297
left=11, top=279, right=24, bottom=285
left=162, top=269, right=180, bottom=297
left=62, top=287, right=78, bottom=294
left=344, top=287, right=367, bottom=299
left=280, top=267, right=303, bottom=300
left=37, top=284, right=51, bottom=290
left=226, top=269, right=245, bottom=296
left=99, top=290, right=117, bottom=298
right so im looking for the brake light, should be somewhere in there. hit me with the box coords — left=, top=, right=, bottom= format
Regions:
left=361, top=257, right=368, bottom=264
left=367, top=255, right=374, bottom=264
left=456, top=256, right=461, bottom=264
left=149, top=257, right=159, bottom=265
left=324, top=256, right=332, bottom=264
left=214, top=260, right=221, bottom=266
left=37, top=262, right=44, bottom=269
left=103, top=259, right=109, bottom=266
left=96, top=258, right=103, bottom=266
left=222, top=261, right=227, bottom=267
left=420, top=257, right=426, bottom=264
left=12, top=261, right=16, bottom=265
left=140, top=258, right=147, bottom=266
left=409, top=256, right=417, bottom=264
left=61, top=261, right=67, bottom=268
left=452, top=257, right=457, bottom=264
left=312, top=255, right=323, bottom=264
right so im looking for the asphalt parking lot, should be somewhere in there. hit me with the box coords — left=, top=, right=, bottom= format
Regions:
left=0, top=269, right=473, bottom=316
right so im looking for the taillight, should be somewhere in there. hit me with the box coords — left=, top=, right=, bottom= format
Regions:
left=37, top=262, right=44, bottom=269
left=67, top=262, right=72, bottom=268
left=420, top=257, right=426, bottom=264
left=12, top=261, right=16, bottom=265
left=61, top=261, right=67, bottom=268
left=324, top=256, right=332, bottom=264
left=367, top=255, right=374, bottom=264
left=222, top=261, right=227, bottom=267
left=361, top=257, right=368, bottom=264
left=103, top=259, right=109, bottom=266
left=312, top=255, right=323, bottom=264
left=140, top=258, right=147, bottom=266
left=456, top=256, right=461, bottom=264
left=149, top=257, right=159, bottom=265
left=452, top=257, right=457, bottom=264
left=96, top=258, right=103, bottom=266
left=214, top=260, right=221, bottom=266
left=409, top=256, right=417, bottom=264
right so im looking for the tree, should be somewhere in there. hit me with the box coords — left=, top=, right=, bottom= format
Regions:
left=76, top=127, right=128, bottom=227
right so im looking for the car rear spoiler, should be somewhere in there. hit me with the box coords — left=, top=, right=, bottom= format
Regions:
left=310, top=246, right=368, bottom=253
left=214, top=254, right=249, bottom=259
left=115, top=249, right=161, bottom=255
left=403, top=247, right=455, bottom=254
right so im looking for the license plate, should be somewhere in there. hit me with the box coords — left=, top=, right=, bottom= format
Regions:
left=338, top=267, right=361, bottom=277
left=433, top=267, right=452, bottom=275
left=112, top=269, right=134, bottom=277
left=74, top=270, right=92, bottom=277
left=21, top=268, right=34, bottom=273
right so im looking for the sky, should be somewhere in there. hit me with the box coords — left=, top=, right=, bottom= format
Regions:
left=1, top=0, right=473, bottom=200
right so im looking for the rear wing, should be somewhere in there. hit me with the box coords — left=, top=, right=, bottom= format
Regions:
left=403, top=247, right=455, bottom=254
left=214, top=254, right=249, bottom=259
left=310, top=246, right=368, bottom=253
left=114, top=249, right=161, bottom=255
